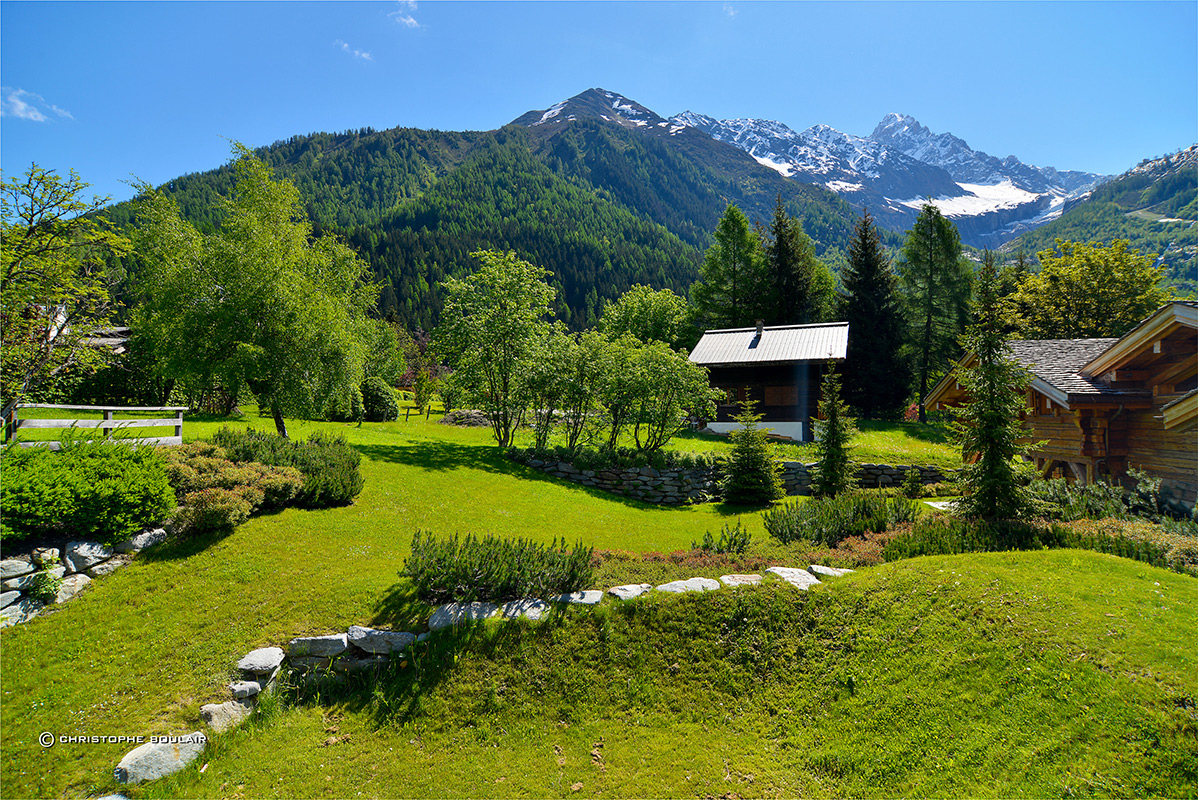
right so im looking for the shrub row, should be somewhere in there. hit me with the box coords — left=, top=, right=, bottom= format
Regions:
left=1, top=440, right=176, bottom=546
left=510, top=444, right=720, bottom=473
left=763, top=492, right=921, bottom=548
left=402, top=530, right=594, bottom=604
left=882, top=517, right=1198, bottom=577
left=1026, top=470, right=1196, bottom=524
left=209, top=427, right=363, bottom=507
left=159, top=441, right=305, bottom=534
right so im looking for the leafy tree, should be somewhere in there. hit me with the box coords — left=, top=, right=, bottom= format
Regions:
left=524, top=323, right=573, bottom=451
left=841, top=209, right=910, bottom=418
left=1012, top=239, right=1173, bottom=339
left=628, top=340, right=718, bottom=453
left=954, top=251, right=1036, bottom=521
left=809, top=365, right=857, bottom=497
left=558, top=329, right=608, bottom=451
left=434, top=249, right=555, bottom=447
left=133, top=145, right=377, bottom=438
left=898, top=203, right=972, bottom=422
left=720, top=400, right=784, bottom=505
left=362, top=319, right=408, bottom=387
left=691, top=204, right=767, bottom=329
left=764, top=194, right=835, bottom=324
left=599, top=284, right=694, bottom=350
left=1, top=164, right=131, bottom=406
left=590, top=332, right=644, bottom=449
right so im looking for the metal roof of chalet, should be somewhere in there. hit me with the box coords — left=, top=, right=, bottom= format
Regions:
left=1007, top=339, right=1150, bottom=401
left=689, top=322, right=848, bottom=366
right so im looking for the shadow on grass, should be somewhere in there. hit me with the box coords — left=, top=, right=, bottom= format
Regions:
left=355, top=441, right=719, bottom=514
left=135, top=507, right=289, bottom=562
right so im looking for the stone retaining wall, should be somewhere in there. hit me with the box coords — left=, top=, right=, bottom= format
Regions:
left=517, top=455, right=959, bottom=505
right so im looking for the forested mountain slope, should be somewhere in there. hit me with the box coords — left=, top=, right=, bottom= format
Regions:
left=1008, top=145, right=1198, bottom=294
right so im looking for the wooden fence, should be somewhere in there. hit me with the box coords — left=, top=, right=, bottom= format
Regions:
left=2, top=403, right=188, bottom=450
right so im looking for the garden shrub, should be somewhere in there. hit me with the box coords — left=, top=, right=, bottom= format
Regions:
left=28, top=570, right=63, bottom=604
left=361, top=376, right=399, bottom=422
left=173, top=487, right=254, bottom=533
left=403, top=530, right=594, bottom=604
left=693, top=520, right=752, bottom=555
left=209, top=427, right=363, bottom=507
left=326, top=384, right=364, bottom=422
left=764, top=492, right=920, bottom=547
left=510, top=444, right=718, bottom=473
left=901, top=467, right=924, bottom=499
left=0, top=440, right=175, bottom=546
left=720, top=401, right=783, bottom=505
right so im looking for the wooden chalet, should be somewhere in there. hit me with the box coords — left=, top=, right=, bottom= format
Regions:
left=689, top=320, right=848, bottom=442
left=926, top=301, right=1198, bottom=505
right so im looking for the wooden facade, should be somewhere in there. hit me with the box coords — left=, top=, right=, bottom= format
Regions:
left=926, top=302, right=1198, bottom=505
left=707, top=362, right=829, bottom=439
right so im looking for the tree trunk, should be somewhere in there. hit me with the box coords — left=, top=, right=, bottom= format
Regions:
left=271, top=401, right=289, bottom=439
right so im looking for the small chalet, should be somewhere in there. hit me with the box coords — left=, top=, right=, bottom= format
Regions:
left=925, top=301, right=1198, bottom=505
left=689, top=320, right=848, bottom=441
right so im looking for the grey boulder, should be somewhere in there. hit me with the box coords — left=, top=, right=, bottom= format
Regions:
left=808, top=564, right=854, bottom=578
left=500, top=598, right=548, bottom=621
left=200, top=700, right=252, bottom=733
left=31, top=547, right=60, bottom=567
left=113, top=732, right=207, bottom=784
left=3, top=565, right=66, bottom=592
left=0, top=597, right=43, bottom=627
left=87, top=558, right=129, bottom=579
left=550, top=590, right=604, bottom=605
left=236, top=647, right=285, bottom=674
left=428, top=601, right=499, bottom=631
left=229, top=680, right=260, bottom=699
left=719, top=574, right=762, bottom=587
left=54, top=574, right=92, bottom=604
left=115, top=528, right=169, bottom=554
left=0, top=590, right=21, bottom=609
left=607, top=583, right=652, bottom=600
left=766, top=567, right=822, bottom=590
left=288, top=633, right=348, bottom=658
left=63, top=541, right=113, bottom=574
left=347, top=625, right=415, bottom=654
left=657, top=577, right=721, bottom=594
left=0, top=560, right=33, bottom=580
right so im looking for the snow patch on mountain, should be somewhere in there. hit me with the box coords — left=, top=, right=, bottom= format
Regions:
left=898, top=180, right=1040, bottom=217
left=753, top=154, right=795, bottom=177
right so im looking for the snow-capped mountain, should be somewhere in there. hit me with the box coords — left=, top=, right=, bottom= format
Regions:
left=670, top=110, right=1109, bottom=246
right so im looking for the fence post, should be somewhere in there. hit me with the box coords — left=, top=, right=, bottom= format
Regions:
left=103, top=409, right=114, bottom=440
left=425, top=405, right=430, bottom=420
left=405, top=407, right=411, bottom=421
left=175, top=409, right=184, bottom=442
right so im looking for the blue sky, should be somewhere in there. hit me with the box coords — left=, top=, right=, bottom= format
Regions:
left=2, top=1, right=1195, bottom=204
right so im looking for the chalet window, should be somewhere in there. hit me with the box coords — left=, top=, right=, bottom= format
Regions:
left=764, top=385, right=799, bottom=406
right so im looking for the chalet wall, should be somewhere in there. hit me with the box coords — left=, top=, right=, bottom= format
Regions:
left=1125, top=408, right=1198, bottom=504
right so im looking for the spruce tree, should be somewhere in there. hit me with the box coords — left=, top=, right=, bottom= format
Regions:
left=898, top=203, right=972, bottom=423
left=720, top=400, right=784, bottom=505
left=809, top=364, right=857, bottom=497
left=954, top=251, right=1034, bottom=521
left=763, top=195, right=834, bottom=324
left=692, top=204, right=767, bottom=329
left=841, top=209, right=910, bottom=418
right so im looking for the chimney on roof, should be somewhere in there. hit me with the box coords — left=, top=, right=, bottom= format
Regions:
left=755, top=320, right=764, bottom=338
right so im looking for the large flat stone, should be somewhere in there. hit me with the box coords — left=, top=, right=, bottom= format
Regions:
left=54, top=574, right=92, bottom=604
left=766, top=567, right=822, bottom=590
left=87, top=558, right=129, bottom=579
left=200, top=700, right=252, bottom=733
left=808, top=564, right=854, bottom=578
left=550, top=590, right=604, bottom=605
left=0, top=590, right=21, bottom=609
left=31, top=548, right=60, bottom=567
left=229, top=680, right=260, bottom=699
left=0, top=597, right=42, bottom=626
left=0, top=560, right=33, bottom=580
left=3, top=565, right=66, bottom=592
left=237, top=647, right=285, bottom=674
left=63, top=541, right=113, bottom=574
left=428, top=601, right=499, bottom=631
left=719, top=574, right=762, bottom=587
left=347, top=625, right=415, bottom=654
left=607, top=583, right=652, bottom=600
left=500, top=598, right=548, bottom=621
left=113, top=732, right=207, bottom=784
left=115, top=528, right=169, bottom=553
left=288, top=633, right=348, bottom=658
left=656, top=577, right=721, bottom=594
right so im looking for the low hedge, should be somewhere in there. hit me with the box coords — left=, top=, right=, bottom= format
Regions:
left=509, top=444, right=719, bottom=473
left=0, top=440, right=176, bottom=546
left=763, top=492, right=921, bottom=547
left=209, top=427, right=364, bottom=507
left=403, top=530, right=594, bottom=604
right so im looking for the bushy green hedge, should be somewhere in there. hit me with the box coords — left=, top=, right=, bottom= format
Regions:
left=763, top=492, right=920, bottom=547
left=361, top=376, right=399, bottom=422
left=509, top=444, right=719, bottom=473
left=1026, top=470, right=1196, bottom=524
left=403, top=530, right=594, bottom=604
left=209, top=427, right=364, bottom=507
left=0, top=441, right=176, bottom=546
left=160, top=441, right=305, bottom=534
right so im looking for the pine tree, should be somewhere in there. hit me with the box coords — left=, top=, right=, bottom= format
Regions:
left=763, top=194, right=834, bottom=325
left=720, top=400, right=784, bottom=505
left=809, top=364, right=857, bottom=497
left=898, top=203, right=972, bottom=423
left=692, top=204, right=767, bottom=329
left=841, top=209, right=910, bottom=418
left=954, top=251, right=1035, bottom=521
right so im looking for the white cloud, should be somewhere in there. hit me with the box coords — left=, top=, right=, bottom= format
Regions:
left=0, top=87, right=73, bottom=122
left=723, top=3, right=737, bottom=17
left=335, top=39, right=373, bottom=61
left=390, top=0, right=420, bottom=28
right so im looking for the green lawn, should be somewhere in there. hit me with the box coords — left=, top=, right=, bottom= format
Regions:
left=5, top=412, right=1190, bottom=797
